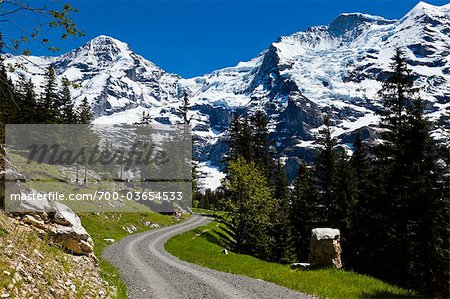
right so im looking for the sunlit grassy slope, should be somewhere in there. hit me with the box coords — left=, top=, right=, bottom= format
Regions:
left=165, top=221, right=420, bottom=299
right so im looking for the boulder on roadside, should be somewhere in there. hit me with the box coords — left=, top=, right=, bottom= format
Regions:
left=309, top=228, right=342, bottom=269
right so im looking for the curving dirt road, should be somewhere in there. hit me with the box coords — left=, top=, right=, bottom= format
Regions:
left=103, top=215, right=311, bottom=299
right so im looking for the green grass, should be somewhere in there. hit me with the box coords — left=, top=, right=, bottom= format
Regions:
left=165, top=221, right=420, bottom=299
left=192, top=208, right=229, bottom=219
left=80, top=211, right=189, bottom=299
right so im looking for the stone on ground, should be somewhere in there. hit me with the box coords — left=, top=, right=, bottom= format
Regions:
left=309, top=228, right=342, bottom=269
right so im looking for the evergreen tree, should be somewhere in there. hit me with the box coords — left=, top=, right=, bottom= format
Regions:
left=60, top=83, right=77, bottom=124
left=378, top=48, right=418, bottom=146
left=290, top=164, right=319, bottom=260
left=18, top=78, right=39, bottom=123
left=373, top=48, right=449, bottom=296
left=333, top=152, right=356, bottom=231
left=314, top=115, right=337, bottom=225
left=226, top=115, right=254, bottom=163
left=350, top=131, right=370, bottom=195
left=140, top=111, right=152, bottom=124
left=401, top=97, right=449, bottom=296
left=77, top=97, right=92, bottom=124
left=268, top=160, right=295, bottom=263
left=347, top=131, right=375, bottom=270
left=333, top=151, right=357, bottom=268
left=40, top=65, right=59, bottom=123
left=250, top=110, right=274, bottom=179
left=0, top=45, right=19, bottom=142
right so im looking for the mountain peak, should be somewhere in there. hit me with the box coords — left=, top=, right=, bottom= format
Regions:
left=404, top=1, right=450, bottom=18
left=412, top=1, right=438, bottom=11
left=328, top=12, right=394, bottom=37
left=86, top=35, right=130, bottom=51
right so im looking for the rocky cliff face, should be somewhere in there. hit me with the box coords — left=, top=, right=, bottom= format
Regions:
left=4, top=2, right=450, bottom=189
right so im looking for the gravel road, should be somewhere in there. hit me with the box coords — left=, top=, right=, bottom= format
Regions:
left=103, top=215, right=312, bottom=299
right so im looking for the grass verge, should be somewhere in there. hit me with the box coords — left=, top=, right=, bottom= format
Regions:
left=165, top=221, right=420, bottom=299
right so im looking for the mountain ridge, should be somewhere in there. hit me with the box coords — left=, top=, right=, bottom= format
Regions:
left=4, top=1, right=449, bottom=189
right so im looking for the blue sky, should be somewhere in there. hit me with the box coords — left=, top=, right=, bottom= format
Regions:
left=4, top=0, right=449, bottom=77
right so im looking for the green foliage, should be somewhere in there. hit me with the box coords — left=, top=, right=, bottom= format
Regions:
left=77, top=97, right=93, bottom=124
left=267, top=160, right=295, bottom=263
left=227, top=115, right=254, bottom=163
left=224, top=157, right=275, bottom=259
left=195, top=188, right=225, bottom=210
left=290, top=164, right=319, bottom=261
left=0, top=53, right=18, bottom=143
left=60, top=82, right=77, bottom=123
left=314, top=115, right=338, bottom=225
left=249, top=110, right=275, bottom=179
left=40, top=65, right=60, bottom=122
left=219, top=49, right=448, bottom=297
left=365, top=48, right=449, bottom=297
left=17, top=77, right=39, bottom=123
left=226, top=111, right=274, bottom=178
left=0, top=1, right=84, bottom=55
left=165, top=221, right=419, bottom=299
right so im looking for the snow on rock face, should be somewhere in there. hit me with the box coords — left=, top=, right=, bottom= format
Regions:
left=4, top=2, right=450, bottom=189
left=6, top=35, right=180, bottom=118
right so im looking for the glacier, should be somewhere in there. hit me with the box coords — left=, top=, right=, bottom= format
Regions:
left=4, top=1, right=449, bottom=189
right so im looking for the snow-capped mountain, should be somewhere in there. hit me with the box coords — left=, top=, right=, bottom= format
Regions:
left=4, top=1, right=450, bottom=189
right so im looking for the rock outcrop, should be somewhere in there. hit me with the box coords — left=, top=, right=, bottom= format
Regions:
left=2, top=155, right=96, bottom=259
left=309, top=228, right=342, bottom=269
left=0, top=211, right=112, bottom=298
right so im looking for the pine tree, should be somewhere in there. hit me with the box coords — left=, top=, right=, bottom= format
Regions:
left=333, top=152, right=356, bottom=231
left=0, top=45, right=19, bottom=142
left=40, top=65, right=59, bottom=123
left=314, top=115, right=337, bottom=225
left=332, top=151, right=358, bottom=268
left=347, top=131, right=375, bottom=270
left=268, top=160, right=295, bottom=263
left=60, top=83, right=77, bottom=124
left=226, top=115, right=254, bottom=163
left=18, top=78, right=39, bottom=123
left=77, top=97, right=92, bottom=124
left=350, top=131, right=370, bottom=195
left=290, top=164, right=319, bottom=260
left=373, top=48, right=449, bottom=296
left=378, top=48, right=418, bottom=145
left=250, top=110, right=274, bottom=179
left=140, top=111, right=151, bottom=124
left=401, top=97, right=449, bottom=296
